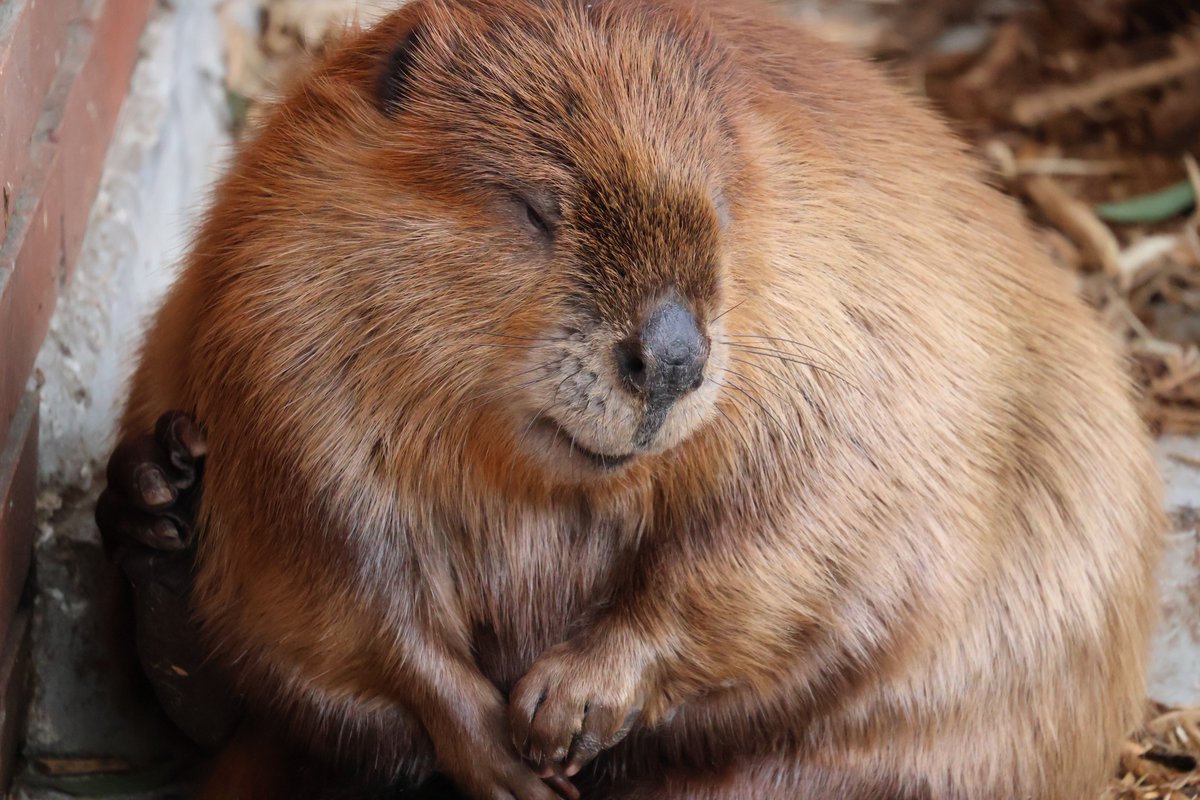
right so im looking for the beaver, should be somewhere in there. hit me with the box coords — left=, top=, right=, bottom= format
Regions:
left=102, top=0, right=1164, bottom=797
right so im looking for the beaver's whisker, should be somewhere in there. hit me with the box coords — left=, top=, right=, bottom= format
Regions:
left=720, top=341, right=843, bottom=373
left=465, top=343, right=555, bottom=351
left=517, top=366, right=584, bottom=454
left=712, top=378, right=803, bottom=457
left=466, top=364, right=560, bottom=406
left=728, top=355, right=803, bottom=397
left=496, top=360, right=553, bottom=383
left=549, top=370, right=574, bottom=409
left=720, top=341, right=841, bottom=369
left=723, top=333, right=833, bottom=357
left=710, top=400, right=757, bottom=462
left=513, top=364, right=586, bottom=454
left=472, top=332, right=573, bottom=343
left=711, top=298, right=747, bottom=323
left=517, top=407, right=549, bottom=453
left=430, top=368, right=562, bottom=456
left=721, top=367, right=795, bottom=410
left=713, top=391, right=778, bottom=460
left=727, top=357, right=826, bottom=420
left=721, top=345, right=862, bottom=392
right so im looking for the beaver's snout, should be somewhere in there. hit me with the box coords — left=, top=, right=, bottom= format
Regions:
left=615, top=299, right=709, bottom=410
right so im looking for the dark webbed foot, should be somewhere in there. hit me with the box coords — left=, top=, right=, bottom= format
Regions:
left=96, top=411, right=241, bottom=749
left=96, top=411, right=205, bottom=591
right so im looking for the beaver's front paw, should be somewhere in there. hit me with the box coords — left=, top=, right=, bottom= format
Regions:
left=435, top=702, right=580, bottom=800
left=443, top=751, right=579, bottom=800
left=509, top=642, right=646, bottom=779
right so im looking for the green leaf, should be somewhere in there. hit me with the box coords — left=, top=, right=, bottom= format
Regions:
left=1095, top=180, right=1196, bottom=224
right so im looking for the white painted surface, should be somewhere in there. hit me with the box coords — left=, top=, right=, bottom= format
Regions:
left=34, top=0, right=230, bottom=491
left=1151, top=437, right=1200, bottom=706
left=19, top=1, right=230, bottom=783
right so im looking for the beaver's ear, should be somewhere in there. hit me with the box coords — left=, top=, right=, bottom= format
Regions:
left=377, top=25, right=425, bottom=115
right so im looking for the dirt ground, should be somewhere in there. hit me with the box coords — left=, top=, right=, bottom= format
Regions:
left=216, top=0, right=1200, bottom=796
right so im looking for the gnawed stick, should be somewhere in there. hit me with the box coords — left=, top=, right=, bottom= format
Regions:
left=1024, top=175, right=1123, bottom=281
left=1012, top=50, right=1200, bottom=126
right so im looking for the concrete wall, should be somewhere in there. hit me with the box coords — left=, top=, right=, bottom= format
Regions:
left=19, top=1, right=228, bottom=795
left=34, top=0, right=229, bottom=490
left=1151, top=438, right=1200, bottom=706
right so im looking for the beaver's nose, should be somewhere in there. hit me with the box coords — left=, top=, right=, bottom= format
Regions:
left=615, top=300, right=709, bottom=405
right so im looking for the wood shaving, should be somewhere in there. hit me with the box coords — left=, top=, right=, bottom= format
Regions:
left=1104, top=703, right=1200, bottom=799
left=1024, top=174, right=1125, bottom=281
left=1012, top=49, right=1200, bottom=127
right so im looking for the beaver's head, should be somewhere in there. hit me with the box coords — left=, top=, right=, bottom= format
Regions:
left=222, top=0, right=760, bottom=484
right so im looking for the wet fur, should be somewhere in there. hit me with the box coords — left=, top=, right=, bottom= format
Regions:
left=122, top=0, right=1163, bottom=797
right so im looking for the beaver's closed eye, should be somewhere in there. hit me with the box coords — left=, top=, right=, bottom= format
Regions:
left=513, top=193, right=556, bottom=240
left=524, top=200, right=552, bottom=237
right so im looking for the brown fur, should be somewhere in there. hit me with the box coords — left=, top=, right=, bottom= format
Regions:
left=122, top=0, right=1164, bottom=797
